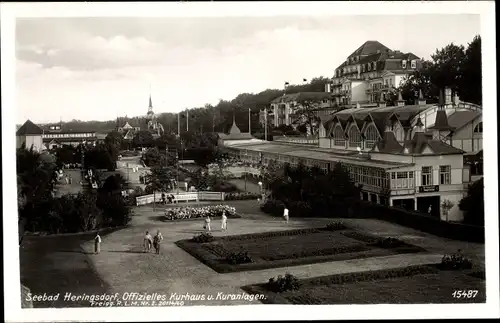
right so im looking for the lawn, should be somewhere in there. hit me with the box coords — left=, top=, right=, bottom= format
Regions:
left=242, top=264, right=486, bottom=304
left=19, top=229, right=120, bottom=308
left=175, top=227, right=426, bottom=273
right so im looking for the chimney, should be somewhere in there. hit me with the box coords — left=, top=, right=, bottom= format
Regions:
left=444, top=87, right=452, bottom=105
left=378, top=99, right=386, bottom=108
left=418, top=89, right=426, bottom=105
left=413, top=117, right=424, bottom=138
left=453, top=92, right=460, bottom=106
left=397, top=91, right=405, bottom=107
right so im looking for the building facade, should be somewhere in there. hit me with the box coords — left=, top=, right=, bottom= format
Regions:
left=327, top=40, right=422, bottom=106
left=16, top=120, right=45, bottom=152
left=220, top=88, right=482, bottom=223
left=264, top=92, right=336, bottom=128
left=41, top=123, right=97, bottom=149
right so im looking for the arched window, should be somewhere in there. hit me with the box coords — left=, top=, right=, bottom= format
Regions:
left=474, top=122, right=483, bottom=133
left=333, top=125, right=345, bottom=146
left=348, top=125, right=362, bottom=148
left=393, top=123, right=405, bottom=142
left=364, top=123, right=379, bottom=148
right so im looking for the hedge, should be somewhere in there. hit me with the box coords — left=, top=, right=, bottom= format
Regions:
left=261, top=199, right=484, bottom=243
left=352, top=200, right=485, bottom=243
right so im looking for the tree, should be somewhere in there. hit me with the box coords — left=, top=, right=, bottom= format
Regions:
left=105, top=130, right=123, bottom=150
left=441, top=199, right=455, bottom=222
left=289, top=99, right=323, bottom=136
left=459, top=178, right=484, bottom=226
left=460, top=35, right=482, bottom=104
left=399, top=35, right=481, bottom=105
left=133, top=130, right=154, bottom=148
left=144, top=166, right=175, bottom=209
left=100, top=173, right=128, bottom=194
left=17, top=146, right=57, bottom=205
left=142, top=147, right=168, bottom=167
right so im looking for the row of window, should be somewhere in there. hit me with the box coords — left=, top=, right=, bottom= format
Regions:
left=336, top=60, right=417, bottom=77
left=231, top=149, right=454, bottom=191
left=43, top=132, right=95, bottom=138
left=330, top=123, right=405, bottom=148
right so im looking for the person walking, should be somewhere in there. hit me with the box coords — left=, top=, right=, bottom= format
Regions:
left=144, top=231, right=153, bottom=253
left=204, top=216, right=212, bottom=232
left=428, top=205, right=432, bottom=215
left=283, top=206, right=289, bottom=224
left=94, top=233, right=101, bottom=254
left=221, top=211, right=228, bottom=231
left=153, top=231, right=163, bottom=255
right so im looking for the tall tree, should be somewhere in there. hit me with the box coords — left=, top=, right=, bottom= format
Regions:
left=460, top=35, right=482, bottom=104
left=459, top=178, right=484, bottom=226
left=399, top=35, right=481, bottom=105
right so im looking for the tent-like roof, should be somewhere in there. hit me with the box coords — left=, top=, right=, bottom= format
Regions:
left=16, top=120, right=43, bottom=136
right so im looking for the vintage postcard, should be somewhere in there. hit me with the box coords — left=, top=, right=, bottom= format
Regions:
left=2, top=1, right=498, bottom=322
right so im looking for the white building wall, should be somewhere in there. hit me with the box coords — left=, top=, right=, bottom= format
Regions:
left=394, top=75, right=405, bottom=87
left=351, top=81, right=369, bottom=102
left=370, top=152, right=413, bottom=164
left=17, top=135, right=44, bottom=152
left=440, top=193, right=465, bottom=222
left=319, top=138, right=333, bottom=149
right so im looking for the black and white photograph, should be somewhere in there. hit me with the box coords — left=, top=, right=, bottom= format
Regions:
left=2, top=1, right=498, bottom=322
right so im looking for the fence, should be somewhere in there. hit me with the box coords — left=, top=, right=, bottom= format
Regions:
left=135, top=191, right=225, bottom=206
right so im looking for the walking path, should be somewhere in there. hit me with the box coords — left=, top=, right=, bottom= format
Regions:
left=77, top=204, right=484, bottom=306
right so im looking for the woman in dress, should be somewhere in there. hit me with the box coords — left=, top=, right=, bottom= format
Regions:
left=221, top=211, right=227, bottom=231
left=204, top=216, right=211, bottom=232
left=144, top=231, right=153, bottom=253
left=94, top=233, right=101, bottom=254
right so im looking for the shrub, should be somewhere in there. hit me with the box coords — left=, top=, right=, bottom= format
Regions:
left=225, top=192, right=261, bottom=201
left=288, top=201, right=313, bottom=217
left=260, top=199, right=285, bottom=216
left=213, top=182, right=240, bottom=193
left=374, top=237, right=405, bottom=248
left=226, top=250, right=252, bottom=264
left=165, top=204, right=236, bottom=220
left=306, top=265, right=439, bottom=286
left=352, top=200, right=485, bottom=243
left=325, top=222, right=347, bottom=231
left=262, top=244, right=368, bottom=261
left=467, top=271, right=486, bottom=280
left=267, top=273, right=301, bottom=293
left=222, top=228, right=320, bottom=242
left=191, top=232, right=215, bottom=243
left=439, top=250, right=473, bottom=270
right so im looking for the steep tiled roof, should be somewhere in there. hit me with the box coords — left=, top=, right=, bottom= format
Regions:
left=429, top=110, right=455, bottom=131
left=446, top=110, right=481, bottom=131
left=16, top=120, right=43, bottom=136
left=402, top=132, right=463, bottom=155
left=348, top=41, right=391, bottom=59
left=374, top=130, right=403, bottom=153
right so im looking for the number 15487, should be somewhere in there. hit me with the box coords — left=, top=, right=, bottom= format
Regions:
left=452, top=290, right=478, bottom=298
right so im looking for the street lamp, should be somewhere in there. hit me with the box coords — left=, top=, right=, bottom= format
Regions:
left=258, top=181, right=263, bottom=199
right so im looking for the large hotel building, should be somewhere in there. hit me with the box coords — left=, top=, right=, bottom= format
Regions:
left=222, top=41, right=483, bottom=223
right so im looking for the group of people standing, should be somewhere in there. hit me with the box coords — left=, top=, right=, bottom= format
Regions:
left=203, top=211, right=228, bottom=232
left=143, top=230, right=164, bottom=254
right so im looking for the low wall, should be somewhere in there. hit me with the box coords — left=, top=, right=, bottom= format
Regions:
left=136, top=191, right=225, bottom=206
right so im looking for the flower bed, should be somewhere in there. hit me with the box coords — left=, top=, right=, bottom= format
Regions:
left=224, top=192, right=261, bottom=201
left=165, top=205, right=236, bottom=221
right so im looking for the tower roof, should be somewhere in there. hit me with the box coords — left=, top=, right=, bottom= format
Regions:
left=348, top=40, right=391, bottom=59
left=16, top=119, right=43, bottom=136
left=229, top=119, right=242, bottom=134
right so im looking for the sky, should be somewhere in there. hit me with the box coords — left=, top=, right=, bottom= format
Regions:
left=15, top=14, right=480, bottom=124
